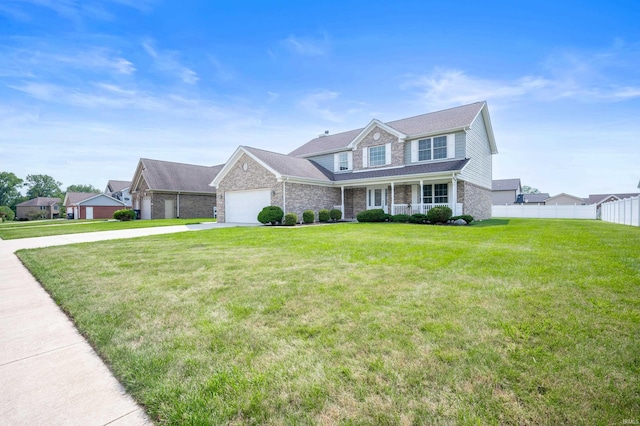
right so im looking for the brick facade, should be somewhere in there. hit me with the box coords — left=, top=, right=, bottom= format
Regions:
left=284, top=183, right=341, bottom=220
left=352, top=126, right=404, bottom=171
left=458, top=180, right=492, bottom=220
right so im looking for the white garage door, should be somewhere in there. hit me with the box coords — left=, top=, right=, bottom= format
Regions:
left=225, top=189, right=271, bottom=223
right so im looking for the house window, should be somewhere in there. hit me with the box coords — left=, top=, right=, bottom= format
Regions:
left=339, top=152, right=349, bottom=171
left=422, top=184, right=448, bottom=204
left=433, top=136, right=447, bottom=159
left=369, top=145, right=385, bottom=166
left=418, top=136, right=448, bottom=161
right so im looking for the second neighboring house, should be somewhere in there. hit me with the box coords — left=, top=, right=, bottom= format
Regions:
left=492, top=178, right=522, bottom=205
left=63, top=192, right=126, bottom=219
left=515, top=193, right=550, bottom=205
left=544, top=193, right=585, bottom=205
left=105, top=180, right=132, bottom=207
left=15, top=197, right=61, bottom=220
left=212, top=101, right=497, bottom=223
left=130, top=158, right=223, bottom=220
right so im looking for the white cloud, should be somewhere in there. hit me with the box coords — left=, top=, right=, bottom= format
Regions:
left=298, top=90, right=343, bottom=122
left=282, top=33, right=330, bottom=57
left=142, top=40, right=199, bottom=84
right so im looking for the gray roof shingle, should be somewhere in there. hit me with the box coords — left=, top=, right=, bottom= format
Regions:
left=587, top=193, right=639, bottom=205
left=140, top=158, right=223, bottom=193
left=107, top=180, right=131, bottom=192
left=329, top=159, right=470, bottom=182
left=65, top=192, right=99, bottom=204
left=243, top=147, right=332, bottom=182
left=492, top=178, right=521, bottom=191
left=16, top=197, right=61, bottom=207
left=289, top=102, right=485, bottom=157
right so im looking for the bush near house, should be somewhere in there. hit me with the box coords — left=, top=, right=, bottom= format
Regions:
left=356, top=209, right=388, bottom=222
left=303, top=210, right=315, bottom=224
left=284, top=213, right=298, bottom=226
left=318, top=209, right=330, bottom=223
left=258, top=206, right=284, bottom=225
left=391, top=214, right=411, bottom=223
left=409, top=213, right=428, bottom=224
left=113, top=209, right=136, bottom=221
left=451, top=215, right=474, bottom=224
left=329, top=209, right=342, bottom=222
left=0, top=206, right=15, bottom=222
left=427, top=206, right=452, bottom=223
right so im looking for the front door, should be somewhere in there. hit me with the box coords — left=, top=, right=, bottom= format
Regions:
left=165, top=199, right=175, bottom=219
left=85, top=207, right=93, bottom=220
left=367, top=187, right=388, bottom=213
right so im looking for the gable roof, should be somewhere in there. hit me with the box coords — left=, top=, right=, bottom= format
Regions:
left=545, top=193, right=585, bottom=203
left=64, top=192, right=126, bottom=206
left=587, top=193, right=639, bottom=205
left=289, top=101, right=494, bottom=157
left=106, top=180, right=131, bottom=192
left=133, top=158, right=224, bottom=193
left=16, top=197, right=60, bottom=207
left=243, top=147, right=333, bottom=182
left=522, top=193, right=550, bottom=203
left=492, top=178, right=521, bottom=191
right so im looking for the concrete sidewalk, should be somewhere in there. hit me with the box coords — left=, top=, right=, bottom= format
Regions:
left=0, top=222, right=256, bottom=425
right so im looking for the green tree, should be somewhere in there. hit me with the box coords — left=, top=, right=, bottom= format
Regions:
left=0, top=171, right=24, bottom=206
left=0, top=205, right=15, bottom=221
left=66, top=184, right=101, bottom=194
left=522, top=185, right=540, bottom=194
left=24, top=174, right=63, bottom=199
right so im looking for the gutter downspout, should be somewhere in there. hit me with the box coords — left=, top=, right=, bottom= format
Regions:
left=451, top=172, right=458, bottom=215
left=177, top=192, right=180, bottom=218
left=283, top=177, right=287, bottom=214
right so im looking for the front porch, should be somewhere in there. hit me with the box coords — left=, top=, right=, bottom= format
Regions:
left=333, top=177, right=463, bottom=219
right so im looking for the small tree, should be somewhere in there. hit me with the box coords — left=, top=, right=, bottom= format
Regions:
left=522, top=185, right=540, bottom=194
left=257, top=206, right=284, bottom=225
left=329, top=209, right=342, bottom=222
left=0, top=205, right=15, bottom=221
left=26, top=208, right=45, bottom=221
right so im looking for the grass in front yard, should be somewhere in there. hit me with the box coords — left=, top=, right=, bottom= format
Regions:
left=0, top=218, right=214, bottom=240
left=17, top=219, right=640, bottom=424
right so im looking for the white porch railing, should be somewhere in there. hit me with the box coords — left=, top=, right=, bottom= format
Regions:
left=392, top=203, right=463, bottom=216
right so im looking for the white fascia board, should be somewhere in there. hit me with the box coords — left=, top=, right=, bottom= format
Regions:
left=336, top=170, right=464, bottom=187
left=79, top=193, right=127, bottom=205
left=62, top=193, right=70, bottom=206
left=278, top=176, right=334, bottom=187
left=130, top=160, right=145, bottom=193
left=210, top=146, right=282, bottom=187
left=347, top=119, right=407, bottom=149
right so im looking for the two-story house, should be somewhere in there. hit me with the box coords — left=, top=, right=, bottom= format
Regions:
left=211, top=101, right=497, bottom=223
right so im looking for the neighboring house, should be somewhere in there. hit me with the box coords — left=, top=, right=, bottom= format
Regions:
left=588, top=192, right=640, bottom=217
left=545, top=193, right=585, bottom=205
left=515, top=193, right=550, bottom=205
left=105, top=180, right=132, bottom=207
left=15, top=197, right=61, bottom=220
left=130, top=158, right=223, bottom=220
left=212, top=101, right=497, bottom=223
left=492, top=178, right=521, bottom=205
left=63, top=192, right=126, bottom=219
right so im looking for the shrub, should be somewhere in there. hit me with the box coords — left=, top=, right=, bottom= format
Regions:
left=303, top=210, right=315, bottom=224
left=391, top=214, right=410, bottom=223
left=427, top=206, right=452, bottom=223
left=356, top=209, right=387, bottom=222
left=257, top=206, right=284, bottom=225
left=329, top=209, right=342, bottom=222
left=284, top=212, right=298, bottom=226
left=113, top=209, right=136, bottom=221
left=409, top=213, right=428, bottom=224
left=318, top=209, right=330, bottom=222
left=26, top=209, right=45, bottom=220
left=451, top=215, right=474, bottom=224
left=0, top=206, right=15, bottom=222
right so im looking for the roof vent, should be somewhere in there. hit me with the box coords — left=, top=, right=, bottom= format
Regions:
left=319, top=130, right=329, bottom=137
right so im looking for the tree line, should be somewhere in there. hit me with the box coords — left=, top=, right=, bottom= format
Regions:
left=0, top=171, right=101, bottom=217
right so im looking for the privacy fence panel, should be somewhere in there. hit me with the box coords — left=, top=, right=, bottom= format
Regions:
left=601, top=196, right=640, bottom=227
left=492, top=204, right=596, bottom=219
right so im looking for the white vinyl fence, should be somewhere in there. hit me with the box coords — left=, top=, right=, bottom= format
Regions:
left=492, top=204, right=596, bottom=219
left=601, top=195, right=640, bottom=227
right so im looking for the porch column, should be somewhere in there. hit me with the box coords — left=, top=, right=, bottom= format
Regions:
left=341, top=186, right=345, bottom=217
left=391, top=182, right=395, bottom=215
left=451, top=174, right=458, bottom=215
left=420, top=179, right=424, bottom=214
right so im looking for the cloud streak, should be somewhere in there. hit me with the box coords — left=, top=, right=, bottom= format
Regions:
left=142, top=40, right=199, bottom=84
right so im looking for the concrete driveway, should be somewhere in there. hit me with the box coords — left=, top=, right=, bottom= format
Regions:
left=0, top=222, right=256, bottom=425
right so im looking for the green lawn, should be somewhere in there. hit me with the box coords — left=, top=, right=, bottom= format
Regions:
left=17, top=219, right=640, bottom=424
left=0, top=218, right=215, bottom=240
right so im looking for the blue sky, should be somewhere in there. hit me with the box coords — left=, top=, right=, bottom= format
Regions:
left=1, top=0, right=638, bottom=197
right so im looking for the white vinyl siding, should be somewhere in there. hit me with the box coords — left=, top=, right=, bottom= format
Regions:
left=458, top=113, right=493, bottom=189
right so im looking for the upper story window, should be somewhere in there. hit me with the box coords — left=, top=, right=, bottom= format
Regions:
left=369, top=145, right=386, bottom=166
left=418, top=136, right=447, bottom=161
left=333, top=151, right=353, bottom=172
left=412, top=134, right=455, bottom=163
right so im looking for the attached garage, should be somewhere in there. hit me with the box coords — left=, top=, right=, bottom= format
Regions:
left=63, top=192, right=126, bottom=220
left=225, top=189, right=271, bottom=223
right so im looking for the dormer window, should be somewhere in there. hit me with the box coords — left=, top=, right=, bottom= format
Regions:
left=333, top=151, right=353, bottom=172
